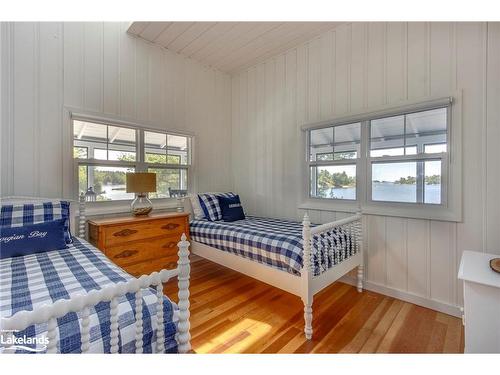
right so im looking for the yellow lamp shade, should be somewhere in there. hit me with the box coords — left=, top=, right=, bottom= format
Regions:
left=126, top=172, right=156, bottom=193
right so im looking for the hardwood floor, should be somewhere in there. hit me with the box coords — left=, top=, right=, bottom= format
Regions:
left=164, top=255, right=464, bottom=354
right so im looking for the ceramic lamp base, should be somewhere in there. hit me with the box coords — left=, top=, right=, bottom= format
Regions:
left=131, top=194, right=153, bottom=216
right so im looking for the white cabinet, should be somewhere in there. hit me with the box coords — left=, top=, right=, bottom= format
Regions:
left=458, top=251, right=500, bottom=353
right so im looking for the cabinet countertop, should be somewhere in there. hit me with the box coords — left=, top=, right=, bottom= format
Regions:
left=458, top=250, right=500, bottom=288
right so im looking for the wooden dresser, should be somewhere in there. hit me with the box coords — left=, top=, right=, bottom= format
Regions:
left=88, top=212, right=190, bottom=277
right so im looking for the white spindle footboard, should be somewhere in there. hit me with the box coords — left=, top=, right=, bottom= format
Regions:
left=301, top=212, right=363, bottom=340
left=0, top=234, right=191, bottom=354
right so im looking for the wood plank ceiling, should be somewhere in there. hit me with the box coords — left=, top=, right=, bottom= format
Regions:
left=127, top=22, right=343, bottom=74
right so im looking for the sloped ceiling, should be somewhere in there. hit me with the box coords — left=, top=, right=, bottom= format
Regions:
left=127, top=22, right=343, bottom=74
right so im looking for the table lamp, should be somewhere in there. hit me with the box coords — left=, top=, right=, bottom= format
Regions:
left=126, top=172, right=156, bottom=216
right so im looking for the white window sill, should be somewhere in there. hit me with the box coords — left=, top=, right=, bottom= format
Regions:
left=298, top=199, right=462, bottom=222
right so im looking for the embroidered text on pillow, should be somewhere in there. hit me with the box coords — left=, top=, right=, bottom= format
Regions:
left=0, top=200, right=73, bottom=244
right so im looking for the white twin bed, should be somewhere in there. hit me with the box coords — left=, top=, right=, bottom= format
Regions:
left=0, top=195, right=191, bottom=354
left=0, top=192, right=363, bottom=355
left=185, top=195, right=364, bottom=340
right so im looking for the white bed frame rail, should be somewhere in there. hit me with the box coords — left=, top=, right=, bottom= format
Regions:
left=0, top=194, right=191, bottom=354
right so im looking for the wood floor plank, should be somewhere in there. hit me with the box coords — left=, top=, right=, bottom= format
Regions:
left=359, top=298, right=404, bottom=353
left=442, top=314, right=464, bottom=353
left=375, top=302, right=412, bottom=353
left=312, top=292, right=384, bottom=353
left=388, top=305, right=437, bottom=353
left=339, top=296, right=393, bottom=353
left=165, top=256, right=463, bottom=353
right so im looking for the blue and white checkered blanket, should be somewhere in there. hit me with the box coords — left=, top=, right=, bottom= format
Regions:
left=0, top=237, right=178, bottom=354
left=189, top=216, right=356, bottom=276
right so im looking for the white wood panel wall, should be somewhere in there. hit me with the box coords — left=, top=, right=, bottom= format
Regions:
left=231, top=22, right=500, bottom=315
left=0, top=22, right=232, bottom=198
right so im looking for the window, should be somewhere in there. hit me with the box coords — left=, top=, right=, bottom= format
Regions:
left=309, top=122, right=360, bottom=200
left=73, top=118, right=192, bottom=201
left=304, top=97, right=458, bottom=220
left=369, top=108, right=447, bottom=205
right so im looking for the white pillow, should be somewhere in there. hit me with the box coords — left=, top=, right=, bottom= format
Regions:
left=188, top=194, right=205, bottom=220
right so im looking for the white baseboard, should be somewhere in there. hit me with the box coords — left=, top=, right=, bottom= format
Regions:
left=341, top=275, right=462, bottom=318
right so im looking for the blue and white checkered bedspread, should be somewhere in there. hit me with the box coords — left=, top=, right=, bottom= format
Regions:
left=189, top=216, right=356, bottom=276
left=0, top=237, right=178, bottom=354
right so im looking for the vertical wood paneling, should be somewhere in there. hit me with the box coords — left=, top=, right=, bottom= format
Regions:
left=366, top=215, right=386, bottom=285
left=334, top=25, right=349, bottom=114
left=284, top=49, right=298, bottom=219
left=231, top=72, right=240, bottom=199
left=274, top=55, right=286, bottom=218
left=39, top=22, right=63, bottom=197
left=63, top=23, right=84, bottom=109
left=255, top=63, right=266, bottom=215
left=407, top=219, right=429, bottom=297
left=119, top=23, right=136, bottom=119
left=149, top=44, right=163, bottom=123
left=319, top=31, right=333, bottom=120
left=162, top=50, right=175, bottom=126
left=366, top=23, right=386, bottom=107
left=430, top=221, right=455, bottom=304
left=246, top=66, right=257, bottom=214
left=173, top=53, right=186, bottom=129
left=1, top=23, right=13, bottom=196
left=13, top=23, right=37, bottom=195
left=230, top=21, right=499, bottom=314
left=135, top=39, right=149, bottom=121
left=239, top=72, right=249, bottom=206
left=1, top=21, right=233, bottom=202
left=429, top=23, right=453, bottom=96
left=385, top=22, right=406, bottom=103
left=385, top=217, right=407, bottom=290
left=264, top=60, right=275, bottom=217
left=83, top=22, right=103, bottom=113
left=350, top=23, right=366, bottom=112
left=0, top=23, right=5, bottom=195
left=307, top=39, right=320, bottom=123
left=102, top=22, right=120, bottom=115
left=486, top=23, right=500, bottom=255
left=455, top=22, right=487, bottom=305
left=407, top=22, right=429, bottom=99
left=295, top=44, right=308, bottom=221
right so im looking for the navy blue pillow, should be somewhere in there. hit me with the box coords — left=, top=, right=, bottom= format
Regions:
left=0, top=219, right=68, bottom=259
left=217, top=195, right=245, bottom=222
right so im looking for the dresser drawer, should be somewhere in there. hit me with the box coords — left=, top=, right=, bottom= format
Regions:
left=103, top=217, right=186, bottom=247
left=105, top=235, right=181, bottom=267
left=125, top=256, right=177, bottom=277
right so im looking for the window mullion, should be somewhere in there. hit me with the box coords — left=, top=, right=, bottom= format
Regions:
left=359, top=120, right=370, bottom=203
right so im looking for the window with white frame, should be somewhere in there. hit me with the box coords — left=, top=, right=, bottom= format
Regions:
left=309, top=122, right=360, bottom=200
left=306, top=98, right=454, bottom=216
left=73, top=119, right=191, bottom=201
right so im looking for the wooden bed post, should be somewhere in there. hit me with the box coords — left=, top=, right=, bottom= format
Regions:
left=176, top=234, right=191, bottom=353
left=356, top=209, right=364, bottom=293
left=301, top=213, right=313, bottom=340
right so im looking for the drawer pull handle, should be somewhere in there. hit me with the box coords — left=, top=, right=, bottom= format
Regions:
left=161, top=223, right=180, bottom=231
left=162, top=242, right=177, bottom=249
left=113, top=229, right=138, bottom=237
left=115, top=250, right=138, bottom=259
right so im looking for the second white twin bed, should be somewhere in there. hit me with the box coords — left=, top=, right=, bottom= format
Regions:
left=185, top=193, right=364, bottom=340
